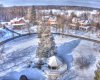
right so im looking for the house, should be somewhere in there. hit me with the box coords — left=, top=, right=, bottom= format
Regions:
left=42, top=16, right=50, bottom=21
left=48, top=16, right=57, bottom=25
left=10, top=17, right=29, bottom=29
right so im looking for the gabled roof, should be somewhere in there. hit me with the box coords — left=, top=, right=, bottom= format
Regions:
left=49, top=16, right=57, bottom=21
left=10, top=17, right=29, bottom=23
left=48, top=56, right=62, bottom=67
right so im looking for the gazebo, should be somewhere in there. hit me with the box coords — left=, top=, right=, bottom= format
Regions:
left=48, top=56, right=62, bottom=69
left=44, top=56, right=67, bottom=80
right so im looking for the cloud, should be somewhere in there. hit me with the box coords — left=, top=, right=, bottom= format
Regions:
left=0, top=0, right=100, bottom=9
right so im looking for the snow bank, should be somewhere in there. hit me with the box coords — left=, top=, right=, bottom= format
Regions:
left=3, top=68, right=45, bottom=80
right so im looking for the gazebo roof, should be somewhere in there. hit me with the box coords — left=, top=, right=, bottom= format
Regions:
left=48, top=56, right=62, bottom=67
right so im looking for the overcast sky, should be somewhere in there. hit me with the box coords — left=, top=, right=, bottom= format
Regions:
left=0, top=0, right=60, bottom=6
left=0, top=0, right=37, bottom=6
left=0, top=0, right=100, bottom=8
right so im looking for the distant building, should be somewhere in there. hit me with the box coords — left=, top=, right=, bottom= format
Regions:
left=48, top=16, right=57, bottom=25
left=10, top=17, right=29, bottom=29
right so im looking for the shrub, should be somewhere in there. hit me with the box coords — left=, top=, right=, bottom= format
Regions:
left=75, top=54, right=96, bottom=69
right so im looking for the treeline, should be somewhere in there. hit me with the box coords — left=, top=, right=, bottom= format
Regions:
left=0, top=6, right=29, bottom=21
left=0, top=5, right=100, bottom=22
left=35, top=5, right=100, bottom=11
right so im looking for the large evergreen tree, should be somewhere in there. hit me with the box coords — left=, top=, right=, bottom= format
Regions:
left=27, top=6, right=36, bottom=24
left=36, top=23, right=56, bottom=60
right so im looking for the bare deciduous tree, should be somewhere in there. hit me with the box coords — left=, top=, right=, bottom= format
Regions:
left=75, top=54, right=96, bottom=69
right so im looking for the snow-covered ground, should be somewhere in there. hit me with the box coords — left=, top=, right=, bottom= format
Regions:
left=0, top=34, right=38, bottom=77
left=71, top=40, right=100, bottom=80
left=0, top=34, right=99, bottom=80
left=0, top=28, right=13, bottom=42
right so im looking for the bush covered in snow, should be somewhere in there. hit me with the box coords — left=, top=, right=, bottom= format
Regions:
left=75, top=54, right=96, bottom=69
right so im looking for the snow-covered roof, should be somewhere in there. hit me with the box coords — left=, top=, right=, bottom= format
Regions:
left=48, top=56, right=62, bottom=67
left=10, top=17, right=29, bottom=23
left=0, top=22, right=7, bottom=24
left=91, top=10, right=99, bottom=15
left=12, top=23, right=26, bottom=26
left=49, top=16, right=57, bottom=20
